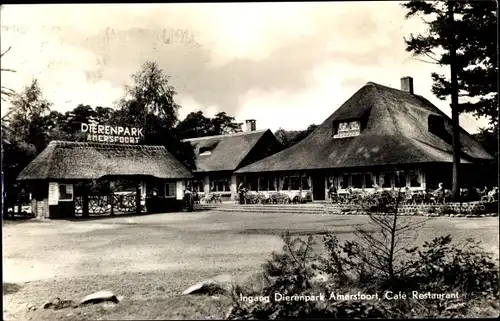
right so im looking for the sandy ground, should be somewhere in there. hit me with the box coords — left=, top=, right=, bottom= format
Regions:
left=3, top=211, right=499, bottom=320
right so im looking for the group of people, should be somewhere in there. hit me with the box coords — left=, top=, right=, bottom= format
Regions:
left=183, top=187, right=201, bottom=211
left=326, top=180, right=499, bottom=204
left=238, top=182, right=248, bottom=204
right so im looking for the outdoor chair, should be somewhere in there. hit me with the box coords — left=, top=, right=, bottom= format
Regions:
left=349, top=192, right=363, bottom=204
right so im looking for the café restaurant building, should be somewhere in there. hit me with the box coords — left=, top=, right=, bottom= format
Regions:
left=182, top=119, right=283, bottom=201
left=17, top=124, right=193, bottom=219
left=235, top=77, right=495, bottom=201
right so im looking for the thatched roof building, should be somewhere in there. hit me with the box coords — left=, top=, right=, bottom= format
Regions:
left=17, top=141, right=193, bottom=181
left=183, top=129, right=281, bottom=173
left=236, top=81, right=493, bottom=174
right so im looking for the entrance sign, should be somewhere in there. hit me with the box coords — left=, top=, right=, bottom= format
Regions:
left=48, top=182, right=60, bottom=205
left=81, top=123, right=144, bottom=144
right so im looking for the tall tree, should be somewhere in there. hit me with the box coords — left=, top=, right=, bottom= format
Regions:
left=402, top=0, right=497, bottom=201
left=211, top=112, right=242, bottom=135
left=1, top=46, right=16, bottom=142
left=2, top=79, right=52, bottom=217
left=116, top=61, right=195, bottom=169
left=176, top=111, right=214, bottom=139
left=117, top=61, right=180, bottom=129
left=274, top=124, right=318, bottom=149
left=176, top=110, right=242, bottom=139
left=7, top=79, right=52, bottom=153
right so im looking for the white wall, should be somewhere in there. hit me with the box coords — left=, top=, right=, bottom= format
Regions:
left=203, top=175, right=210, bottom=196
left=230, top=175, right=238, bottom=200
left=176, top=180, right=185, bottom=200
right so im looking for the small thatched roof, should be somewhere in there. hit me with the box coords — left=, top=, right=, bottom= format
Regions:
left=182, top=129, right=273, bottom=172
left=236, top=82, right=494, bottom=173
left=17, top=141, right=193, bottom=181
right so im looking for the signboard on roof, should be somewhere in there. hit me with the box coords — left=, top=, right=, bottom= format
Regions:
left=81, top=123, right=144, bottom=144
left=334, top=121, right=361, bottom=138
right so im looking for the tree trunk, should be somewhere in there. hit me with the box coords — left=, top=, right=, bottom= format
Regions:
left=448, top=0, right=461, bottom=202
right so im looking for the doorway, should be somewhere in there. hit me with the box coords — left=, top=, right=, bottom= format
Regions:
left=312, top=175, right=325, bottom=201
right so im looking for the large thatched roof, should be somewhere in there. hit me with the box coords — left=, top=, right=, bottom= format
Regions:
left=17, top=141, right=193, bottom=181
left=182, top=129, right=274, bottom=172
left=236, top=82, right=494, bottom=173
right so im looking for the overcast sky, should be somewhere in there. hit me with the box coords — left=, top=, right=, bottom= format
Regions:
left=0, top=2, right=489, bottom=133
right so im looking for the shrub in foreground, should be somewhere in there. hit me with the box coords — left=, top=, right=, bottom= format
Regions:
left=226, top=230, right=499, bottom=319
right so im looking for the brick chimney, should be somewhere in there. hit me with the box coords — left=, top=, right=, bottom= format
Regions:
left=401, top=77, right=414, bottom=94
left=245, top=119, right=256, bottom=132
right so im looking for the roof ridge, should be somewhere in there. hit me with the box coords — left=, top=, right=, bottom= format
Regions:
left=182, top=129, right=268, bottom=142
left=49, top=140, right=166, bottom=150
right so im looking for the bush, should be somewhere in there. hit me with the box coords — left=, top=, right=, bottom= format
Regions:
left=226, top=230, right=499, bottom=319
left=438, top=205, right=458, bottom=215
left=426, top=206, right=437, bottom=214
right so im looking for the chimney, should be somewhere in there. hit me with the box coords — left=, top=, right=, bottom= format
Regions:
left=245, top=119, right=256, bottom=132
left=401, top=77, right=414, bottom=94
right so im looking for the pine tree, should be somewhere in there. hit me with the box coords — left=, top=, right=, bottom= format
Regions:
left=402, top=0, right=498, bottom=201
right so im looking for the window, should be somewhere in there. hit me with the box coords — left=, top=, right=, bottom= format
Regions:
left=282, top=176, right=289, bottom=191
left=409, top=171, right=421, bottom=187
left=326, top=177, right=333, bottom=189
left=58, top=184, right=73, bottom=201
left=290, top=175, right=300, bottom=190
left=268, top=177, right=277, bottom=191
left=301, top=176, right=310, bottom=190
left=363, top=173, right=372, bottom=188
left=247, top=177, right=258, bottom=191
left=192, top=180, right=204, bottom=193
left=394, top=171, right=407, bottom=188
left=333, top=121, right=361, bottom=138
left=381, top=173, right=392, bottom=188
left=351, top=173, right=363, bottom=188
left=165, top=183, right=176, bottom=197
left=199, top=143, right=218, bottom=156
left=258, top=177, right=267, bottom=191
left=340, top=174, right=350, bottom=189
left=210, top=177, right=231, bottom=192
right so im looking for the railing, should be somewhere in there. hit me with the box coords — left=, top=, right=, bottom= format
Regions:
left=327, top=189, right=498, bottom=206
left=235, top=190, right=313, bottom=204
left=75, top=192, right=145, bottom=215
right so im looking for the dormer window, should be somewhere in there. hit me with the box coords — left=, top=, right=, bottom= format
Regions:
left=428, top=115, right=460, bottom=147
left=199, top=150, right=212, bottom=156
left=198, top=143, right=218, bottom=156
left=333, top=120, right=361, bottom=138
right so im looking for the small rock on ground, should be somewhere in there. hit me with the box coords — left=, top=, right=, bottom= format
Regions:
left=80, top=291, right=119, bottom=306
left=182, top=279, right=227, bottom=296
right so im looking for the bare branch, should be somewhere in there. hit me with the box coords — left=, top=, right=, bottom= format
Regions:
left=411, top=57, right=439, bottom=65
left=423, top=51, right=441, bottom=63
left=1, top=68, right=16, bottom=73
left=1, top=46, right=11, bottom=58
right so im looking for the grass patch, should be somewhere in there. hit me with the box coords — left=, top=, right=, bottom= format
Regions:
left=3, top=282, right=21, bottom=294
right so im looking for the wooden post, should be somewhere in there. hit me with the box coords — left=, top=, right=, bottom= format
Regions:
left=82, top=182, right=89, bottom=218
left=135, top=182, right=141, bottom=214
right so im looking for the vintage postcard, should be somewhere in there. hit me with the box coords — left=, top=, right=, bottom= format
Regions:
left=1, top=2, right=498, bottom=320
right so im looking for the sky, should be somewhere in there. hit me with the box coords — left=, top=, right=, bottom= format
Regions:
left=0, top=2, right=490, bottom=133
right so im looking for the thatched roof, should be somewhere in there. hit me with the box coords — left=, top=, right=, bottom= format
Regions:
left=236, top=82, right=494, bottom=173
left=182, top=129, right=273, bottom=172
left=17, top=141, right=193, bottom=181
